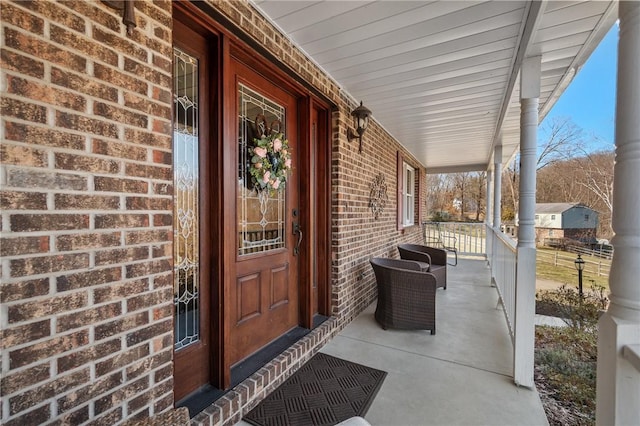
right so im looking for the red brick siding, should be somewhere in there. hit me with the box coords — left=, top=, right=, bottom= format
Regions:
left=0, top=1, right=174, bottom=425
left=536, top=228, right=597, bottom=245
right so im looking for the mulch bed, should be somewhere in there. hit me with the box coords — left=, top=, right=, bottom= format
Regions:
left=535, top=300, right=569, bottom=318
left=534, top=302, right=597, bottom=426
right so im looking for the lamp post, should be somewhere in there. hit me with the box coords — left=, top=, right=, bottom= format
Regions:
left=574, top=254, right=585, bottom=298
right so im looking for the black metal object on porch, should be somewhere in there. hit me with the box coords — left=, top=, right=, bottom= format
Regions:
left=422, top=221, right=458, bottom=266
left=574, top=254, right=585, bottom=297
left=101, top=0, right=136, bottom=36
left=347, top=101, right=371, bottom=153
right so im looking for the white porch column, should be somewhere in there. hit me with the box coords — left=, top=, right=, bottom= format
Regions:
left=514, top=55, right=541, bottom=388
left=485, top=169, right=493, bottom=260
left=493, top=144, right=502, bottom=230
left=491, top=146, right=503, bottom=269
left=597, top=2, right=640, bottom=424
left=486, top=169, right=493, bottom=227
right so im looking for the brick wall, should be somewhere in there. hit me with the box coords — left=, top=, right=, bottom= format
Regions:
left=1, top=1, right=174, bottom=424
left=329, top=95, right=426, bottom=322
left=1, top=1, right=427, bottom=425
left=536, top=228, right=597, bottom=245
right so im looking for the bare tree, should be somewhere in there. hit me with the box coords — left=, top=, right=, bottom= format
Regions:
left=533, top=149, right=615, bottom=239
left=426, top=173, right=450, bottom=214
left=472, top=172, right=486, bottom=221
left=427, top=122, right=612, bottom=236
left=452, top=172, right=471, bottom=219
left=503, top=161, right=519, bottom=221
left=537, top=158, right=586, bottom=202
left=427, top=172, right=486, bottom=221
left=577, top=151, right=614, bottom=213
left=537, top=117, right=585, bottom=170
left=576, top=151, right=615, bottom=236
left=503, top=117, right=586, bottom=220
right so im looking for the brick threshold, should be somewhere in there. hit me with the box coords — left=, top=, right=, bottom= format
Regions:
left=179, top=325, right=313, bottom=416
left=190, top=316, right=337, bottom=426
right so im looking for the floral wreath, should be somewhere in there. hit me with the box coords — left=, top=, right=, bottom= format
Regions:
left=249, top=114, right=292, bottom=193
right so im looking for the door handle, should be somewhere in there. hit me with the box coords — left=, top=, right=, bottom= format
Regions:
left=293, top=222, right=303, bottom=256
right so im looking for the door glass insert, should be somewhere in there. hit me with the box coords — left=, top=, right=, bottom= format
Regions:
left=238, top=84, right=286, bottom=256
left=173, top=48, right=200, bottom=350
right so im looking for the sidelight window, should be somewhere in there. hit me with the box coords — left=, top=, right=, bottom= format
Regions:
left=173, top=48, right=200, bottom=350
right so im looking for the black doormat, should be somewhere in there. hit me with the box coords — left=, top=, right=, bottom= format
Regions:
left=244, top=353, right=387, bottom=426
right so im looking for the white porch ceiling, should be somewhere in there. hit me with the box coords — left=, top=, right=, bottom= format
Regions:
left=252, top=0, right=617, bottom=173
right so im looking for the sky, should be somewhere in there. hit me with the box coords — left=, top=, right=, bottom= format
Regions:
left=539, top=24, right=619, bottom=151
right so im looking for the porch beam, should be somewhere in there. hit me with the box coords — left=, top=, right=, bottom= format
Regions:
left=596, top=2, right=640, bottom=424
left=489, top=0, right=544, bottom=160
left=513, top=55, right=541, bottom=388
left=426, top=163, right=490, bottom=175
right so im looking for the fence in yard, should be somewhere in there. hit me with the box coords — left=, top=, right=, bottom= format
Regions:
left=567, top=244, right=614, bottom=260
left=543, top=237, right=614, bottom=259
left=537, top=249, right=611, bottom=278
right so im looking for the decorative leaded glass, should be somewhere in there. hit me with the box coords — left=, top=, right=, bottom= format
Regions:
left=238, top=84, right=286, bottom=256
left=173, top=48, right=200, bottom=350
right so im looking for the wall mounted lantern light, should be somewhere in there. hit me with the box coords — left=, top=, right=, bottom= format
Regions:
left=102, top=0, right=137, bottom=36
left=347, top=101, right=371, bottom=153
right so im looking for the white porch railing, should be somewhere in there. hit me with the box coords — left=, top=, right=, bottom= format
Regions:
left=487, top=225, right=517, bottom=341
left=423, top=221, right=515, bottom=338
left=424, top=222, right=534, bottom=386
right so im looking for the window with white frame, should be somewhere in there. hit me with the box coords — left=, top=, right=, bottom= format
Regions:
left=403, top=162, right=415, bottom=226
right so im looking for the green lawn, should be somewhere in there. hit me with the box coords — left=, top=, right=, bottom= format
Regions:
left=536, top=248, right=610, bottom=290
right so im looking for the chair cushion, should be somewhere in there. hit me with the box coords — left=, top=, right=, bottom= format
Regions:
left=429, top=264, right=446, bottom=289
left=414, top=261, right=430, bottom=272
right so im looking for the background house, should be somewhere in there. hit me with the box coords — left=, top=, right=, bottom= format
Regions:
left=534, top=203, right=599, bottom=246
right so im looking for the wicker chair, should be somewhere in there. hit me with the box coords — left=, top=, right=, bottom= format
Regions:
left=369, top=258, right=437, bottom=334
left=397, top=244, right=447, bottom=290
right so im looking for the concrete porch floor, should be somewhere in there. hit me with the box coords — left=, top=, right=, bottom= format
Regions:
left=320, top=257, right=548, bottom=425
left=239, top=257, right=549, bottom=425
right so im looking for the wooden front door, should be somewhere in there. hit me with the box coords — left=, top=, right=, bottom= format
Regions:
left=224, top=58, right=300, bottom=371
left=173, top=2, right=332, bottom=395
